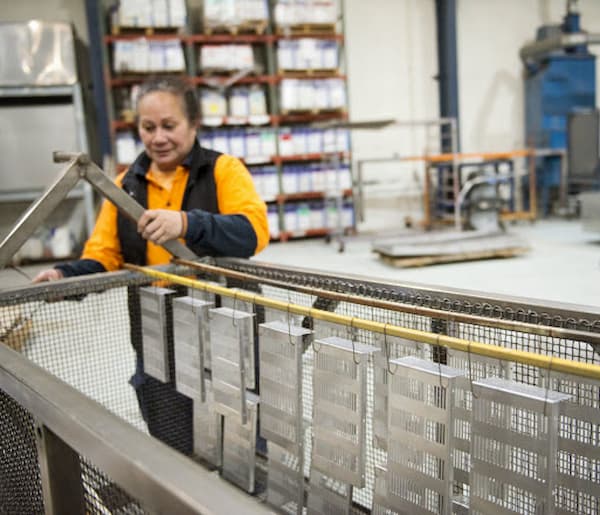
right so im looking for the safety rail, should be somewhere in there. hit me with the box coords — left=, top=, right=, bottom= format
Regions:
left=0, top=340, right=270, bottom=515
left=1, top=260, right=599, bottom=514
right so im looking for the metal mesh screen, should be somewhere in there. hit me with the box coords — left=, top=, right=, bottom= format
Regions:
left=1, top=261, right=600, bottom=513
left=0, top=390, right=44, bottom=515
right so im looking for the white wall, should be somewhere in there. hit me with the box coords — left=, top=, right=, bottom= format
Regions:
left=343, top=0, right=600, bottom=229
left=344, top=0, right=600, bottom=155
left=458, top=0, right=600, bottom=153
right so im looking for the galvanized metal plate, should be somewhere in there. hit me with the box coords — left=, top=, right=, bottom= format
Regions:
left=220, top=392, right=258, bottom=494
left=173, top=296, right=213, bottom=401
left=266, top=441, right=304, bottom=515
left=306, top=471, right=352, bottom=515
left=140, top=287, right=177, bottom=383
left=542, top=372, right=600, bottom=514
left=209, top=307, right=255, bottom=423
left=259, top=320, right=311, bottom=450
left=193, top=380, right=222, bottom=468
left=470, top=377, right=571, bottom=515
left=387, top=356, right=464, bottom=515
left=211, top=305, right=255, bottom=388
left=371, top=465, right=400, bottom=515
left=372, top=229, right=527, bottom=257
left=372, top=333, right=423, bottom=451
left=312, top=336, right=378, bottom=487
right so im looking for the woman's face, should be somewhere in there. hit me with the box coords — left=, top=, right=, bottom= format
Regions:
left=137, top=91, right=197, bottom=171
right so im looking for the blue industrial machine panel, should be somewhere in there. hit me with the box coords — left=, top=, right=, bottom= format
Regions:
left=525, top=55, right=596, bottom=213
left=523, top=4, right=597, bottom=214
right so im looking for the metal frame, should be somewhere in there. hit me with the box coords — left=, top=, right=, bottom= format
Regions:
left=0, top=343, right=271, bottom=515
left=0, top=84, right=96, bottom=237
left=0, top=152, right=197, bottom=268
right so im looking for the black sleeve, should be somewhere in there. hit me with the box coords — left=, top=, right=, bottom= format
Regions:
left=185, top=210, right=257, bottom=258
left=55, top=259, right=107, bottom=278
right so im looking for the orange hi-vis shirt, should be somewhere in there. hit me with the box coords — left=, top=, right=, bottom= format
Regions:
left=81, top=154, right=268, bottom=271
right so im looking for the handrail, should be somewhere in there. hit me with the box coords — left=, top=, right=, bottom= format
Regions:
left=0, top=343, right=270, bottom=515
left=125, top=264, right=600, bottom=381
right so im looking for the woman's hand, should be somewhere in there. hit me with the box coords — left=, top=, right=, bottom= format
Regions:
left=32, top=269, right=64, bottom=283
left=138, top=209, right=186, bottom=245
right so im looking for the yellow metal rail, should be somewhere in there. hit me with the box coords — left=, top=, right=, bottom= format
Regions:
left=126, top=264, right=600, bottom=381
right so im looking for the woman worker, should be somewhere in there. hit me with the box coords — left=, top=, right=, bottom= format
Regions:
left=34, top=76, right=269, bottom=454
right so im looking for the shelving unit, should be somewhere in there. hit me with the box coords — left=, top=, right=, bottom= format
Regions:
left=98, top=0, right=353, bottom=243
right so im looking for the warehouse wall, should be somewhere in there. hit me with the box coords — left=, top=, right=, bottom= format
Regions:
left=0, top=0, right=89, bottom=42
left=3, top=0, right=600, bottom=229
left=344, top=0, right=600, bottom=229
left=458, top=0, right=600, bottom=153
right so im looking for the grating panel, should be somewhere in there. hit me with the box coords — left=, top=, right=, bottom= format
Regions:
left=0, top=390, right=44, bottom=515
left=387, top=356, right=464, bottom=515
left=373, top=333, right=424, bottom=452
left=307, top=471, right=352, bottom=515
left=470, top=377, right=571, bottom=515
left=542, top=372, right=600, bottom=515
left=259, top=319, right=311, bottom=449
left=267, top=441, right=305, bottom=515
left=372, top=464, right=401, bottom=515
left=312, top=336, right=378, bottom=487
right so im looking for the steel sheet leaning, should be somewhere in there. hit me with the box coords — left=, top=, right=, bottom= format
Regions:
left=312, top=336, right=378, bottom=487
left=221, top=392, right=258, bottom=493
left=209, top=306, right=254, bottom=424
left=140, top=287, right=177, bottom=383
left=173, top=296, right=213, bottom=402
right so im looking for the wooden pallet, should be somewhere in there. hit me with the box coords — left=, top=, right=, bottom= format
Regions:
left=204, top=19, right=268, bottom=36
left=376, top=246, right=529, bottom=268
left=279, top=68, right=339, bottom=77
left=276, top=23, right=336, bottom=35
left=280, top=108, right=346, bottom=116
left=1, top=306, right=31, bottom=353
left=111, top=25, right=185, bottom=36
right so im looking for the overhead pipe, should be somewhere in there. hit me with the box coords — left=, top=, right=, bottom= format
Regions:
left=520, top=32, right=600, bottom=66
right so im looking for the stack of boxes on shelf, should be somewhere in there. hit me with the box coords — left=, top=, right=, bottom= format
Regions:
left=105, top=0, right=354, bottom=242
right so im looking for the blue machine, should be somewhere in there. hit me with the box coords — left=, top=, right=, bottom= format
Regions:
left=523, top=2, right=596, bottom=214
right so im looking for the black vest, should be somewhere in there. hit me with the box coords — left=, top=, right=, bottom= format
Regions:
left=117, top=142, right=221, bottom=264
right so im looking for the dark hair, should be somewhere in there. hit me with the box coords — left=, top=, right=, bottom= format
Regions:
left=135, top=76, right=200, bottom=125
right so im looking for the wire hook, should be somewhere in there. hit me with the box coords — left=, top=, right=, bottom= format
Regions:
left=349, top=317, right=361, bottom=366
left=384, top=323, right=398, bottom=375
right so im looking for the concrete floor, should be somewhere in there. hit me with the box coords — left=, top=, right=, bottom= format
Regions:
left=2, top=218, right=599, bottom=309
left=257, top=218, right=600, bottom=309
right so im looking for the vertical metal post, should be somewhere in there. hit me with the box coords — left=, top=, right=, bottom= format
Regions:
left=435, top=0, right=460, bottom=154
left=85, top=0, right=111, bottom=159
left=35, top=421, right=85, bottom=515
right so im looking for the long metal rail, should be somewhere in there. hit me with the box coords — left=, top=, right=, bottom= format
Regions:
left=0, top=343, right=271, bottom=515
left=125, top=264, right=600, bottom=381
left=0, top=152, right=197, bottom=268
left=175, top=258, right=600, bottom=346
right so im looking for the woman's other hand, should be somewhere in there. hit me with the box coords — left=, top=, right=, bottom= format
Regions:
left=138, top=209, right=186, bottom=245
left=32, top=269, right=64, bottom=283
